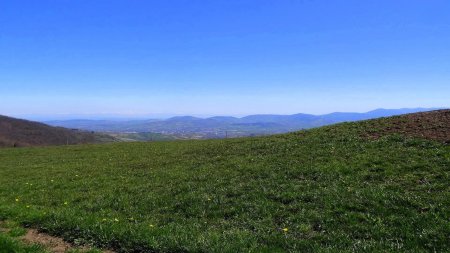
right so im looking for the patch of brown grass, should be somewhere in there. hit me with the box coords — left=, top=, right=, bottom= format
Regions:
left=364, top=109, right=450, bottom=143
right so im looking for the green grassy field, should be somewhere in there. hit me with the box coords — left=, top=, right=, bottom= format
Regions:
left=0, top=117, right=449, bottom=252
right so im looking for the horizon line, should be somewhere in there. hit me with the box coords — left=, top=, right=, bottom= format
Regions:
left=3, top=107, right=447, bottom=122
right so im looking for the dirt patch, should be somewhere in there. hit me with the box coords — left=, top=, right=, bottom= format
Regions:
left=364, top=109, right=450, bottom=144
left=22, top=229, right=116, bottom=253
left=22, top=229, right=79, bottom=253
left=0, top=221, right=114, bottom=253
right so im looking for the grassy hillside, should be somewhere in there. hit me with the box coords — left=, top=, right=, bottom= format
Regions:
left=0, top=110, right=449, bottom=252
left=0, top=115, right=116, bottom=147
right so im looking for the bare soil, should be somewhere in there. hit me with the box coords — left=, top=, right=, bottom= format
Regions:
left=364, top=109, right=450, bottom=143
left=0, top=221, right=114, bottom=253
left=23, top=228, right=81, bottom=253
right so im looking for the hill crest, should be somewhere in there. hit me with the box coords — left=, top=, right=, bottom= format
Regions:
left=361, top=109, right=450, bottom=144
left=0, top=115, right=115, bottom=147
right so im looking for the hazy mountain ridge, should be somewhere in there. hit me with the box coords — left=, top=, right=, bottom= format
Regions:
left=45, top=108, right=444, bottom=139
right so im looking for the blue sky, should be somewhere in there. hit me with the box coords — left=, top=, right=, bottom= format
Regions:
left=1, top=0, right=449, bottom=119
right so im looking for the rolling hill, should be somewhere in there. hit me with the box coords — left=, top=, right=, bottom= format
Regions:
left=0, top=110, right=448, bottom=252
left=0, top=115, right=116, bottom=147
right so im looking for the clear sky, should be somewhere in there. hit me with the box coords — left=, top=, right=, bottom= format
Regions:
left=1, top=0, right=449, bottom=119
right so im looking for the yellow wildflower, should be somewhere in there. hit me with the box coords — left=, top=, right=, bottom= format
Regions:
left=282, top=228, right=289, bottom=232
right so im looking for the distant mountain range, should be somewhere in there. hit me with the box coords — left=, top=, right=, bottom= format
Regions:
left=44, top=108, right=444, bottom=139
